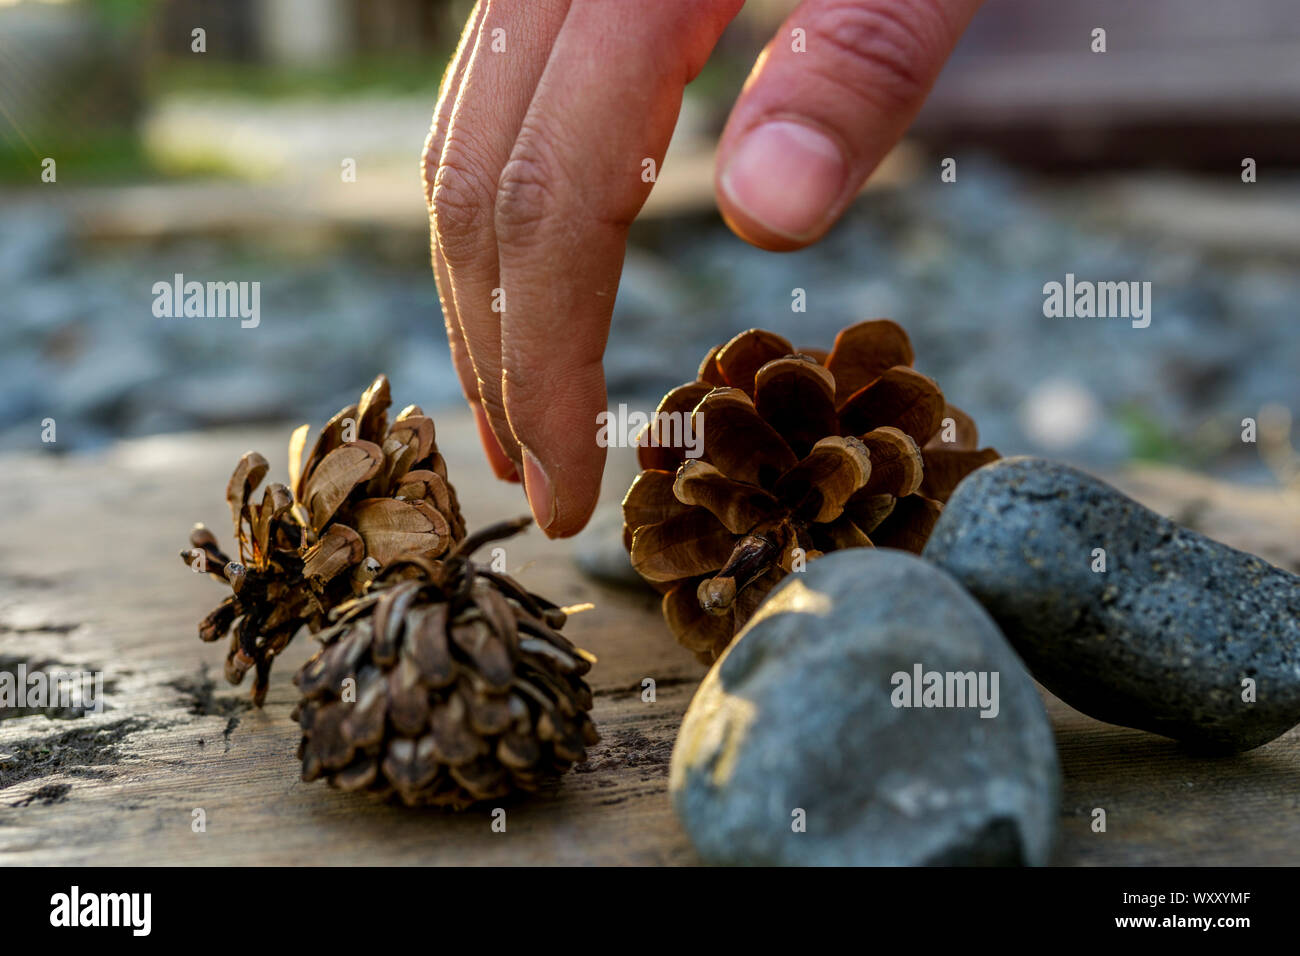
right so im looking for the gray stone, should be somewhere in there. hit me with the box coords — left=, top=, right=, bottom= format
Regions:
left=572, top=504, right=651, bottom=591
left=670, top=549, right=1060, bottom=866
left=924, top=457, right=1300, bottom=753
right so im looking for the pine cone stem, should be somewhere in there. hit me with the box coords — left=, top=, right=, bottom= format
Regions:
left=698, top=533, right=779, bottom=615
left=448, top=515, right=533, bottom=561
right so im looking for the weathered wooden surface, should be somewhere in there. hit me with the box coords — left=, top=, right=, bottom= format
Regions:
left=1, top=416, right=1299, bottom=866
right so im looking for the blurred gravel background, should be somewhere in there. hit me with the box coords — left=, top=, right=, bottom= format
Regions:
left=5, top=158, right=1297, bottom=484
left=4, top=0, right=1298, bottom=487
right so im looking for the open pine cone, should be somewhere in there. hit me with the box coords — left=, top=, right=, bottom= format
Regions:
left=293, top=517, right=599, bottom=808
left=181, top=375, right=467, bottom=704
left=623, top=321, right=999, bottom=663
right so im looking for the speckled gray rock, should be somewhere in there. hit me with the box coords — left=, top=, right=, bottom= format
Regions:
left=924, top=457, right=1300, bottom=753
left=670, top=549, right=1060, bottom=866
left=572, top=504, right=652, bottom=591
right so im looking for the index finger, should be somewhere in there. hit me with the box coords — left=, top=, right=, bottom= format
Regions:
left=495, top=0, right=743, bottom=538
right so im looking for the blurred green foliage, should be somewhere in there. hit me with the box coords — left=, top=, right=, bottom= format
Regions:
left=1117, top=404, right=1199, bottom=466
left=0, top=45, right=454, bottom=183
left=87, top=0, right=162, bottom=29
left=0, top=133, right=150, bottom=183
left=0, top=0, right=750, bottom=186
left=149, top=54, right=451, bottom=100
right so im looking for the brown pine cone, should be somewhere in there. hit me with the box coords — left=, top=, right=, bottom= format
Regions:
left=623, top=321, right=999, bottom=664
left=181, top=375, right=467, bottom=704
left=293, top=518, right=599, bottom=809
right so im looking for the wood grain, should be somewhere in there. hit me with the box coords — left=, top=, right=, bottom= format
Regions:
left=1, top=418, right=1297, bottom=865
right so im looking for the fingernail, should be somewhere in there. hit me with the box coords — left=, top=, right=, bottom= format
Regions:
left=521, top=446, right=556, bottom=533
left=720, top=121, right=847, bottom=240
left=472, top=403, right=520, bottom=482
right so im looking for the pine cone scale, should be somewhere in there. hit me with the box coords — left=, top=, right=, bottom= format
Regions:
left=304, top=441, right=384, bottom=528
left=630, top=507, right=737, bottom=583
left=711, top=328, right=792, bottom=393
left=825, top=318, right=916, bottom=402
left=675, top=459, right=778, bottom=533
left=293, top=403, right=357, bottom=499
left=837, top=366, right=946, bottom=441
left=692, top=388, right=798, bottom=485
left=919, top=447, right=1002, bottom=500
left=637, top=382, right=714, bottom=472
left=772, top=435, right=871, bottom=523
left=857, top=427, right=924, bottom=496
left=753, top=356, right=838, bottom=457
left=403, top=603, right=456, bottom=688
left=226, top=451, right=270, bottom=536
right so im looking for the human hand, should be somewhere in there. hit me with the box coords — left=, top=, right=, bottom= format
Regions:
left=422, top=0, right=983, bottom=537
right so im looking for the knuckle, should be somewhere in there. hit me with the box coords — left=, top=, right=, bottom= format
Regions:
left=495, top=147, right=561, bottom=246
left=431, top=149, right=493, bottom=255
left=420, top=126, right=442, bottom=207
left=808, top=1, right=947, bottom=111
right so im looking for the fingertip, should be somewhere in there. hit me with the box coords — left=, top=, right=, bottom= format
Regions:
left=551, top=489, right=601, bottom=539
left=520, top=446, right=556, bottom=534
left=521, top=444, right=601, bottom=539
left=715, top=119, right=847, bottom=251
left=500, top=359, right=608, bottom=542
left=716, top=201, right=818, bottom=253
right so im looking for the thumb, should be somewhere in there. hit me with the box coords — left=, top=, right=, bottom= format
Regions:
left=716, top=0, right=983, bottom=251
